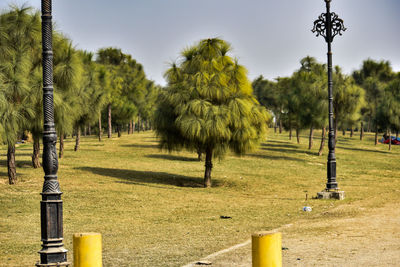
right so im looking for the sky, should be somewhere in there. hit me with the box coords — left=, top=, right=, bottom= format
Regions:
left=1, top=0, right=399, bottom=86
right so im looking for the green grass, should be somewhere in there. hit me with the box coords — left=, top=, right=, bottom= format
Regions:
left=0, top=130, right=399, bottom=266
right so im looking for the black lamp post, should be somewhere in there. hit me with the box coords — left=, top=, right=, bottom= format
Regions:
left=37, top=0, right=69, bottom=266
left=312, top=0, right=346, bottom=197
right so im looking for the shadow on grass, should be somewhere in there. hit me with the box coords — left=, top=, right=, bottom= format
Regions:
left=0, top=159, right=32, bottom=168
left=76, top=166, right=226, bottom=188
left=146, top=154, right=199, bottom=162
left=15, top=153, right=33, bottom=157
left=246, top=154, right=305, bottom=162
left=260, top=146, right=302, bottom=154
left=121, top=144, right=160, bottom=149
left=83, top=143, right=105, bottom=147
left=336, top=145, right=390, bottom=154
left=261, top=143, right=298, bottom=149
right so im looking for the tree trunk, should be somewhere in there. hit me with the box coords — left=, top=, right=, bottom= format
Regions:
left=83, top=126, right=87, bottom=137
left=98, top=112, right=102, bottom=142
left=360, top=122, right=364, bottom=141
left=197, top=147, right=202, bottom=161
left=318, top=127, right=326, bottom=156
left=74, top=126, right=81, bottom=151
left=350, top=128, right=354, bottom=138
left=367, top=116, right=371, bottom=132
left=204, top=147, right=213, bottom=188
left=289, top=118, right=292, bottom=140
left=7, top=144, right=17, bottom=184
left=334, top=117, right=338, bottom=143
left=59, top=134, right=64, bottom=159
left=296, top=128, right=300, bottom=144
left=388, top=129, right=392, bottom=151
left=308, top=126, right=314, bottom=150
left=117, top=125, right=121, bottom=138
left=137, top=116, right=141, bottom=133
left=129, top=120, right=133, bottom=134
left=88, top=124, right=91, bottom=136
left=107, top=103, right=112, bottom=138
left=32, top=136, right=41, bottom=168
left=133, top=121, right=136, bottom=133
left=335, top=125, right=338, bottom=143
left=279, top=118, right=282, bottom=134
left=274, top=120, right=277, bottom=133
left=375, top=127, right=378, bottom=146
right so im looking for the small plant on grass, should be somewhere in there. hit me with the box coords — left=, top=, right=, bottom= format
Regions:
left=154, top=38, right=271, bottom=187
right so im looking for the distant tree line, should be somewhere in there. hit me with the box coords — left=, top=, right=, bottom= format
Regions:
left=253, top=56, right=400, bottom=153
left=0, top=6, right=159, bottom=184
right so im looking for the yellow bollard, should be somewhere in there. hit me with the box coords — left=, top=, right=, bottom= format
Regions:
left=252, top=231, right=282, bottom=267
left=73, top=233, right=102, bottom=267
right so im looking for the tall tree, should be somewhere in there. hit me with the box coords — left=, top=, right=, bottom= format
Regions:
left=252, top=76, right=280, bottom=132
left=96, top=65, right=110, bottom=141
left=154, top=38, right=271, bottom=187
left=293, top=56, right=327, bottom=150
left=0, top=6, right=39, bottom=184
left=52, top=35, right=83, bottom=157
left=333, top=66, right=365, bottom=143
left=353, top=59, right=394, bottom=144
left=376, top=78, right=400, bottom=150
left=96, top=47, right=125, bottom=138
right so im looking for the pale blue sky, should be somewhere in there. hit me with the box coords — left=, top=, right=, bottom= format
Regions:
left=1, top=0, right=399, bottom=85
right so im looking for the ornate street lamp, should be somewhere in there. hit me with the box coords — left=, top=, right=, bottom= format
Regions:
left=37, top=0, right=70, bottom=266
left=312, top=0, right=346, bottom=199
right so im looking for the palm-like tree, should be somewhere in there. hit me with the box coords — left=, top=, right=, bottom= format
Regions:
left=96, top=47, right=125, bottom=138
left=155, top=38, right=271, bottom=187
left=73, top=51, right=106, bottom=149
left=53, top=36, right=83, bottom=157
left=96, top=65, right=110, bottom=141
left=296, top=56, right=327, bottom=150
left=0, top=6, right=39, bottom=183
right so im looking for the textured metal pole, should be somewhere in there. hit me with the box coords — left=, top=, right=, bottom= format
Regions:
left=325, top=0, right=338, bottom=190
left=37, top=0, right=69, bottom=266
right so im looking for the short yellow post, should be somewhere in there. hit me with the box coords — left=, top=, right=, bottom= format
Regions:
left=73, top=233, right=102, bottom=267
left=252, top=231, right=282, bottom=267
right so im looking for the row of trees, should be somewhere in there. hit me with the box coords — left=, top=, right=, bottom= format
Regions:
left=253, top=56, right=400, bottom=152
left=1, top=6, right=399, bottom=187
left=0, top=6, right=158, bottom=184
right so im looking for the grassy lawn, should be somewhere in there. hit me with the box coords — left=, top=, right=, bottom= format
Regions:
left=1, top=130, right=399, bottom=266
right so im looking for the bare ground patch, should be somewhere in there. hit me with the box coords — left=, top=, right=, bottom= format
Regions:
left=191, top=202, right=400, bottom=266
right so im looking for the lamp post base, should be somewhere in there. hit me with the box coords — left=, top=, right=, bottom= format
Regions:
left=317, top=190, right=345, bottom=200
left=36, top=263, right=70, bottom=267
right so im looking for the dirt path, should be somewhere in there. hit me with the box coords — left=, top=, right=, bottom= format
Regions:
left=186, top=202, right=400, bottom=266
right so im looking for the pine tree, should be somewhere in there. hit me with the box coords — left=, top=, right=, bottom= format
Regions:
left=154, top=38, right=271, bottom=187
left=0, top=6, right=39, bottom=184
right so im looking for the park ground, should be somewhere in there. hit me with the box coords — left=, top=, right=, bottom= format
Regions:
left=194, top=199, right=400, bottom=266
left=0, top=130, right=399, bottom=266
